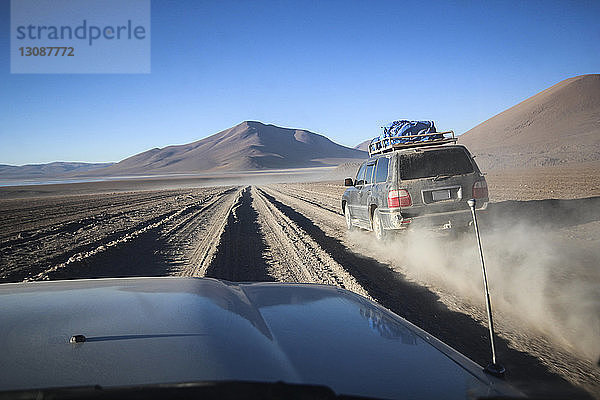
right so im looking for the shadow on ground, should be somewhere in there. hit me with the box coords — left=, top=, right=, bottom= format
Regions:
left=484, top=196, right=600, bottom=229
left=206, top=188, right=275, bottom=282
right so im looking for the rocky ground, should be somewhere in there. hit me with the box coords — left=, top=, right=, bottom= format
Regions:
left=0, top=174, right=598, bottom=398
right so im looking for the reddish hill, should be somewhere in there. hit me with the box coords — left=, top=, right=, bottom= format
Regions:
left=459, top=74, right=600, bottom=170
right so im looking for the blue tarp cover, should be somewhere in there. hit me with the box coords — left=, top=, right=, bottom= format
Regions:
left=370, top=120, right=442, bottom=153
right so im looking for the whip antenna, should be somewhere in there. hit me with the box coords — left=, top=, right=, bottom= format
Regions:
left=467, top=198, right=505, bottom=377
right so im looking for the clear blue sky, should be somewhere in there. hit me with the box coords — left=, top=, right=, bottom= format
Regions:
left=1, top=0, right=599, bottom=165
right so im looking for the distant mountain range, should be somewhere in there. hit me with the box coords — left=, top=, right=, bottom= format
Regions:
left=3, top=74, right=599, bottom=181
left=0, top=162, right=114, bottom=180
left=84, top=121, right=367, bottom=177
left=459, top=74, right=600, bottom=170
left=1, top=122, right=367, bottom=180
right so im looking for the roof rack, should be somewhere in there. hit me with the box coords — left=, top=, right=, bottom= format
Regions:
left=368, top=130, right=457, bottom=156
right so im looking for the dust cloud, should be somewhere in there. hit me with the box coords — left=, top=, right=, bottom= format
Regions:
left=349, top=215, right=600, bottom=363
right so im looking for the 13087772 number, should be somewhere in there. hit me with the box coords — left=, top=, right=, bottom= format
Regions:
left=19, top=47, right=74, bottom=56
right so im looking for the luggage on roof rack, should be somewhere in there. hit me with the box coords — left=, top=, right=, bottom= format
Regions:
left=368, top=120, right=456, bottom=156
left=384, top=120, right=438, bottom=140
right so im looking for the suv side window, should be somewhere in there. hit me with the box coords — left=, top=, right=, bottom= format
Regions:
left=355, top=163, right=367, bottom=186
left=365, top=162, right=375, bottom=185
left=375, top=157, right=389, bottom=183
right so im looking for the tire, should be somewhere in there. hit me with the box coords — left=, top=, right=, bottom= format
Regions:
left=372, top=210, right=386, bottom=241
left=344, top=206, right=355, bottom=231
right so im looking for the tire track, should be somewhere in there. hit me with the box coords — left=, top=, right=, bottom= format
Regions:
left=0, top=190, right=188, bottom=241
left=1, top=189, right=225, bottom=282
left=150, top=188, right=240, bottom=273
left=203, top=187, right=275, bottom=282
left=18, top=188, right=235, bottom=282
left=10, top=206, right=183, bottom=282
left=267, top=184, right=342, bottom=216
left=253, top=187, right=370, bottom=297
left=177, top=188, right=245, bottom=277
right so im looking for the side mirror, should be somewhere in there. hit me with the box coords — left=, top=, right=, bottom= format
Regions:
left=344, top=177, right=354, bottom=187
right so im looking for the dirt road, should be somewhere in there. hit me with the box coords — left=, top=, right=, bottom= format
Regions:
left=1, top=183, right=598, bottom=398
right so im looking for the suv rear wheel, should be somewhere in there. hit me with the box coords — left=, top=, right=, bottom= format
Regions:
left=372, top=210, right=386, bottom=241
left=344, top=206, right=355, bottom=231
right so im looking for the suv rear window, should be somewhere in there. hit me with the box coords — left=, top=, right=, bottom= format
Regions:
left=398, top=148, right=474, bottom=180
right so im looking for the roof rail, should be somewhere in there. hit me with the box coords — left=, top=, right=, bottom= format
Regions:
left=368, top=131, right=457, bottom=156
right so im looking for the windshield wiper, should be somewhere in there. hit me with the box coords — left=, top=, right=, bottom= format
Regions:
left=432, top=174, right=452, bottom=181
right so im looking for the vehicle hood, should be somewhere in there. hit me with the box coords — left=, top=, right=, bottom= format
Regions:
left=0, top=277, right=517, bottom=399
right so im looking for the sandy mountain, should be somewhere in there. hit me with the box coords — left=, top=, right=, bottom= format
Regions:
left=0, top=162, right=113, bottom=180
left=355, top=140, right=370, bottom=152
left=88, top=121, right=367, bottom=176
left=459, top=74, right=600, bottom=170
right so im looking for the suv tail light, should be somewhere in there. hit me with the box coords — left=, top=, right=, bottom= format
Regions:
left=472, top=180, right=488, bottom=199
left=388, top=189, right=412, bottom=208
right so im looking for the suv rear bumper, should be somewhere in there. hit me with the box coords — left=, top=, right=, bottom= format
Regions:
left=378, top=202, right=488, bottom=231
